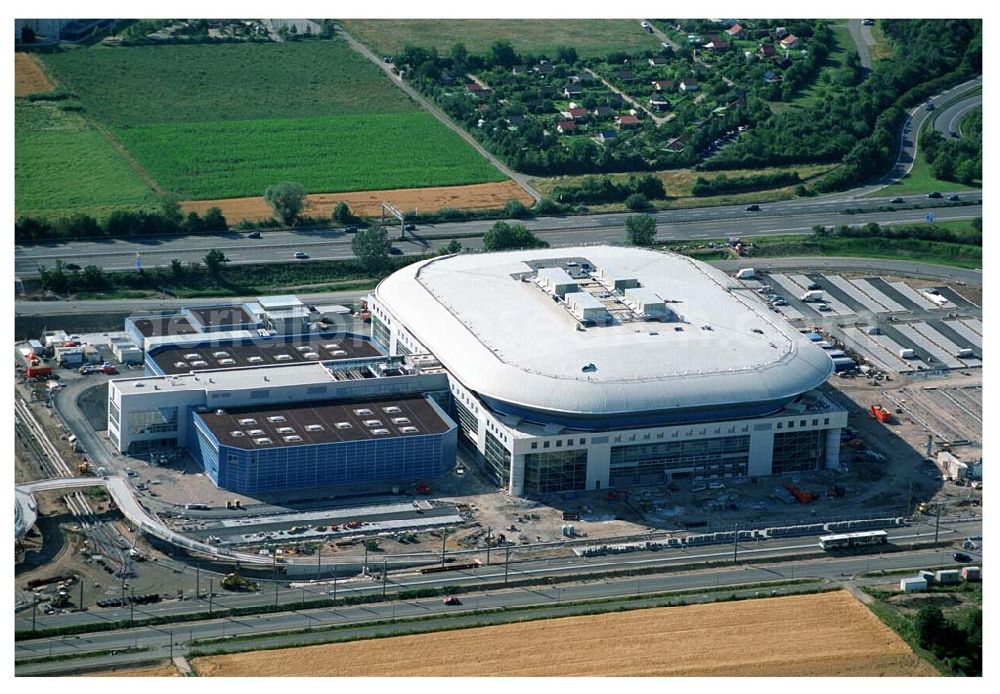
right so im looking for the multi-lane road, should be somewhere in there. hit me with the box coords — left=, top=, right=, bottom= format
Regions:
left=13, top=193, right=981, bottom=276
left=14, top=532, right=981, bottom=675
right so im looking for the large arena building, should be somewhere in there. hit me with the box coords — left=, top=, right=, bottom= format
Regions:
left=369, top=245, right=846, bottom=496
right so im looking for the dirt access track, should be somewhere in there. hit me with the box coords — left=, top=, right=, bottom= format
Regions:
left=192, top=590, right=936, bottom=677
left=182, top=180, right=533, bottom=223
left=15, top=53, right=55, bottom=96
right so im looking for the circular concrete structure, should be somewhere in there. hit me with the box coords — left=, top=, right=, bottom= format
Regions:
left=375, top=246, right=833, bottom=428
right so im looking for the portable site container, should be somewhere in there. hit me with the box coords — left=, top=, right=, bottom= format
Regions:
left=900, top=577, right=927, bottom=592
left=961, top=566, right=981, bottom=581
left=935, top=569, right=960, bottom=585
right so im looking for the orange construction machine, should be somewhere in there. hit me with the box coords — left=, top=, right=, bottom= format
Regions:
left=870, top=404, right=892, bottom=423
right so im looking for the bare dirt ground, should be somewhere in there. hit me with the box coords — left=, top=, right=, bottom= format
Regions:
left=191, top=590, right=937, bottom=676
left=15, top=53, right=54, bottom=96
left=181, top=181, right=533, bottom=223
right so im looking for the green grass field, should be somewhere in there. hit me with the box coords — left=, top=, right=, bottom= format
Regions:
left=743, top=231, right=981, bottom=269
left=18, top=38, right=506, bottom=211
left=15, top=101, right=157, bottom=218
left=340, top=19, right=663, bottom=58
left=114, top=112, right=506, bottom=199
left=38, top=41, right=419, bottom=125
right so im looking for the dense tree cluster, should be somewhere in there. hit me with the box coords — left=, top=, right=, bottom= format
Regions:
left=551, top=174, right=666, bottom=205
left=913, top=605, right=981, bottom=676
left=919, top=109, right=981, bottom=185
left=16, top=205, right=227, bottom=243
left=482, top=221, right=548, bottom=250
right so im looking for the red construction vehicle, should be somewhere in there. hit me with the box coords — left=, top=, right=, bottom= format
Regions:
left=415, top=481, right=431, bottom=495
left=870, top=404, right=892, bottom=423
left=784, top=483, right=818, bottom=504
left=26, top=365, right=52, bottom=379
left=358, top=300, right=372, bottom=323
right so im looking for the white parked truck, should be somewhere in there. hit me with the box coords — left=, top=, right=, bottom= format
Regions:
left=800, top=290, right=823, bottom=302
left=899, top=348, right=916, bottom=359
left=736, top=268, right=756, bottom=280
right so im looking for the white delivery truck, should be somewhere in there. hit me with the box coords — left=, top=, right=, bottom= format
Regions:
left=800, top=290, right=823, bottom=302
left=736, top=268, right=756, bottom=280
left=898, top=348, right=916, bottom=359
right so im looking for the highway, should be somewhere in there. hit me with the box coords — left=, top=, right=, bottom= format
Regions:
left=14, top=539, right=981, bottom=675
left=13, top=195, right=981, bottom=275
left=934, top=91, right=982, bottom=140
left=847, top=19, right=875, bottom=72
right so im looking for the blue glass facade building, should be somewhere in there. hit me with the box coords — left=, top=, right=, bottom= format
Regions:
left=187, top=398, right=457, bottom=495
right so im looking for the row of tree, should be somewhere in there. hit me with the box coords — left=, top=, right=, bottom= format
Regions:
left=691, top=171, right=800, bottom=196
left=16, top=199, right=227, bottom=242
left=812, top=219, right=981, bottom=245
left=551, top=174, right=667, bottom=205
left=919, top=110, right=982, bottom=185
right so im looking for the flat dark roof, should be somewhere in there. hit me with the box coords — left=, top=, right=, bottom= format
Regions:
left=151, top=337, right=380, bottom=375
left=197, top=396, right=451, bottom=449
left=187, top=304, right=255, bottom=329
left=132, top=315, right=199, bottom=338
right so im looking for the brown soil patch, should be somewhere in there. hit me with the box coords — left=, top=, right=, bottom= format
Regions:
left=192, top=590, right=937, bottom=677
left=15, top=53, right=55, bottom=96
left=87, top=663, right=179, bottom=677
left=182, top=180, right=532, bottom=223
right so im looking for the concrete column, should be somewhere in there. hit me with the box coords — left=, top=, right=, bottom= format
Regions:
left=825, top=428, right=841, bottom=469
left=747, top=424, right=774, bottom=476
left=586, top=445, right=610, bottom=490
left=509, top=453, right=526, bottom=496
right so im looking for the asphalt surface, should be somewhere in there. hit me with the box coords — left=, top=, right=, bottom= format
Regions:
left=933, top=92, right=982, bottom=140
left=847, top=19, right=875, bottom=71
left=14, top=534, right=981, bottom=675
left=13, top=194, right=981, bottom=276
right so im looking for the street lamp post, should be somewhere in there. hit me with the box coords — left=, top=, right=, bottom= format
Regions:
left=504, top=542, right=510, bottom=585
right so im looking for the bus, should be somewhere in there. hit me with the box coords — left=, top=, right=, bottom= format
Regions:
left=818, top=530, right=888, bottom=551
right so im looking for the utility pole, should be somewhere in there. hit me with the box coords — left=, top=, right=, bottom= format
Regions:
left=169, top=630, right=174, bottom=660
left=31, top=596, right=37, bottom=631
left=79, top=580, right=84, bottom=610
left=332, top=564, right=337, bottom=604
left=364, top=543, right=369, bottom=575
left=130, top=587, right=135, bottom=624
left=120, top=573, right=126, bottom=607
left=317, top=547, right=322, bottom=579
left=504, top=542, right=510, bottom=585
left=934, top=505, right=941, bottom=545
left=274, top=580, right=279, bottom=607
left=208, top=579, right=213, bottom=615
left=486, top=526, right=491, bottom=566
left=196, top=565, right=200, bottom=598
left=382, top=560, right=388, bottom=598
left=733, top=522, right=739, bottom=564
left=441, top=528, right=447, bottom=566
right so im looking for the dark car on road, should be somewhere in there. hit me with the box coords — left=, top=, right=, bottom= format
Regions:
left=953, top=552, right=972, bottom=563
left=927, top=191, right=942, bottom=199
left=890, top=197, right=904, bottom=204
left=745, top=204, right=760, bottom=212
left=247, top=231, right=261, bottom=239
left=947, top=194, right=961, bottom=201
left=443, top=596, right=462, bottom=606
left=389, top=247, right=403, bottom=255
left=403, top=223, right=417, bottom=231
left=343, top=225, right=359, bottom=233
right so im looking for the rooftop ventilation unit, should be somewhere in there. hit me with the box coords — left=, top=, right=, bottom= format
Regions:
left=248, top=429, right=265, bottom=436
left=363, top=419, right=383, bottom=427
left=247, top=356, right=264, bottom=363
left=191, top=360, right=208, bottom=367
left=254, top=437, right=273, bottom=445
left=276, top=426, right=295, bottom=434
left=392, top=417, right=411, bottom=425
left=218, top=358, right=236, bottom=365
left=174, top=362, right=188, bottom=368
left=184, top=353, right=200, bottom=359
left=335, top=422, right=352, bottom=429
left=382, top=406, right=402, bottom=413
left=213, top=351, right=230, bottom=358
left=295, top=345, right=311, bottom=352
left=305, top=424, right=325, bottom=432
left=400, top=426, right=419, bottom=434
left=230, top=431, right=245, bottom=437
left=371, top=428, right=390, bottom=435
left=283, top=435, right=303, bottom=443
left=304, top=352, right=320, bottom=359
left=323, top=343, right=340, bottom=350
left=354, top=408, right=373, bottom=415
left=274, top=354, right=293, bottom=361
left=238, top=418, right=257, bottom=426
left=330, top=350, right=347, bottom=356
left=267, top=416, right=286, bottom=423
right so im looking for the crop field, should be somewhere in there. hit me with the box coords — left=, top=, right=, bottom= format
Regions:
left=182, top=180, right=532, bottom=222
left=15, top=53, right=55, bottom=96
left=15, top=101, right=157, bottom=219
left=340, top=19, right=664, bottom=58
left=114, top=112, right=505, bottom=199
left=87, top=663, right=179, bottom=677
left=37, top=41, right=419, bottom=125
left=19, top=39, right=505, bottom=209
left=192, top=590, right=936, bottom=677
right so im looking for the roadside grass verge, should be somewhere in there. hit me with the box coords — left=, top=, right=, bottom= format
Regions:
left=738, top=235, right=980, bottom=269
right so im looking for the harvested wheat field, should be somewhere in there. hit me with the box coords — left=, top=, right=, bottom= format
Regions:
left=87, top=663, right=179, bottom=677
left=182, top=180, right=533, bottom=223
left=15, top=53, right=55, bottom=96
left=192, top=590, right=937, bottom=677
